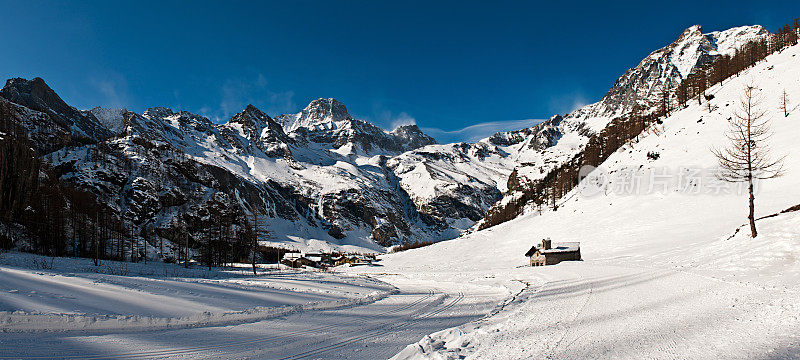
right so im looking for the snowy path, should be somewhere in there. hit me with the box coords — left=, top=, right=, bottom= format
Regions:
left=0, top=280, right=503, bottom=359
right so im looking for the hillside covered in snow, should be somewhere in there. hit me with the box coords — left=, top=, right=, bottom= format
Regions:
left=368, top=33, right=800, bottom=360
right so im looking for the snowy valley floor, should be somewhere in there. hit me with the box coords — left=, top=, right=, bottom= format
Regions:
left=2, top=231, right=798, bottom=360
left=0, top=253, right=505, bottom=359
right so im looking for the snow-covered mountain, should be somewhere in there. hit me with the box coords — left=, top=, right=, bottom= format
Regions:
left=0, top=80, right=450, bottom=252
left=277, top=98, right=436, bottom=156
left=583, top=24, right=768, bottom=118
left=0, top=24, right=771, bottom=253
left=467, top=24, right=770, bottom=229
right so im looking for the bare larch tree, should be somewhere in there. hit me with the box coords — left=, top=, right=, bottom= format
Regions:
left=780, top=89, right=790, bottom=117
left=712, top=84, right=785, bottom=237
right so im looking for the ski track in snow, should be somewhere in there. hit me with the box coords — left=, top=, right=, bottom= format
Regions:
left=0, top=280, right=503, bottom=359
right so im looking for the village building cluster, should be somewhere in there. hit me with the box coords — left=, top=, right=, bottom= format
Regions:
left=281, top=251, right=377, bottom=269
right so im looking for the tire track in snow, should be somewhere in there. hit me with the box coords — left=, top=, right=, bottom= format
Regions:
left=1, top=290, right=439, bottom=360
left=529, top=267, right=594, bottom=360
left=549, top=271, right=594, bottom=359
left=285, top=291, right=466, bottom=360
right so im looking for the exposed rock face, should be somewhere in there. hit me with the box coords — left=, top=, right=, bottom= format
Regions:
left=582, top=25, right=769, bottom=118
left=279, top=98, right=351, bottom=132
left=0, top=83, right=447, bottom=251
left=390, top=124, right=438, bottom=150
left=222, top=104, right=292, bottom=157
left=89, top=107, right=126, bottom=135
left=0, top=96, right=72, bottom=154
left=0, top=78, right=112, bottom=145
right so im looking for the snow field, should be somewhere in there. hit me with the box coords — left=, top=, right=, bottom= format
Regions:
left=0, top=280, right=506, bottom=359
left=383, top=42, right=800, bottom=359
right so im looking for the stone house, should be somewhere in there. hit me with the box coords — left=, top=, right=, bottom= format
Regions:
left=525, top=238, right=581, bottom=266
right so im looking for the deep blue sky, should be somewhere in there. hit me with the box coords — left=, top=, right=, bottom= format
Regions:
left=2, top=1, right=798, bottom=142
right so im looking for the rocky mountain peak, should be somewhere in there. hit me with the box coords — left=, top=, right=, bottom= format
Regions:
left=229, top=104, right=270, bottom=128
left=679, top=25, right=703, bottom=40
left=226, top=104, right=291, bottom=148
left=1, top=77, right=78, bottom=119
left=281, top=98, right=352, bottom=132
left=143, top=107, right=175, bottom=119
left=304, top=98, right=350, bottom=120
left=582, top=23, right=770, bottom=118
left=390, top=124, right=437, bottom=149
left=394, top=123, right=420, bottom=131
left=1, top=77, right=112, bottom=143
left=274, top=98, right=437, bottom=155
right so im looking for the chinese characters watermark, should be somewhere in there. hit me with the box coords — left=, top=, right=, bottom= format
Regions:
left=577, top=165, right=759, bottom=197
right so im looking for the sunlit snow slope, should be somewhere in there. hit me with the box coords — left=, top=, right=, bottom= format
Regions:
left=366, top=41, right=800, bottom=360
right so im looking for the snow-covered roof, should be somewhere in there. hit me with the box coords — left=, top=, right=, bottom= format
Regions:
left=526, top=242, right=581, bottom=256
left=282, top=252, right=302, bottom=260
left=541, top=242, right=580, bottom=254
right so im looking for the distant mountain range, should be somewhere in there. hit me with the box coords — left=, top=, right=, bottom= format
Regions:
left=0, top=24, right=769, bottom=253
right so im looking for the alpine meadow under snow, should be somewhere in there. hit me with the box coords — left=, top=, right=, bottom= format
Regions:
left=1, top=19, right=800, bottom=360
left=381, top=38, right=800, bottom=360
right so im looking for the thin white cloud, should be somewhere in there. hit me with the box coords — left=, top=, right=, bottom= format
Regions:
left=205, top=74, right=296, bottom=122
left=88, top=72, right=131, bottom=109
left=364, top=109, right=418, bottom=131
left=422, top=118, right=545, bottom=144
left=548, top=91, right=589, bottom=114
left=389, top=112, right=416, bottom=129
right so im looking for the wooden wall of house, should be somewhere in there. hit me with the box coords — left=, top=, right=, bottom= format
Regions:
left=529, top=249, right=581, bottom=266
left=544, top=251, right=581, bottom=265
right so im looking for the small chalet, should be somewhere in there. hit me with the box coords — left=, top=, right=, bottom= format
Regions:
left=281, top=252, right=318, bottom=268
left=525, top=238, right=581, bottom=266
left=304, top=253, right=325, bottom=264
left=280, top=251, right=379, bottom=268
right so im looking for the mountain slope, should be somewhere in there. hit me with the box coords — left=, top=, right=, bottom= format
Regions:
left=367, top=39, right=800, bottom=360
left=385, top=25, right=768, bottom=237
left=472, top=24, right=770, bottom=230
left=585, top=25, right=768, bottom=118
left=41, top=97, right=446, bottom=252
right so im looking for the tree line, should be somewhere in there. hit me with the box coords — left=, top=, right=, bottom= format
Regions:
left=676, top=19, right=799, bottom=108
left=1, top=101, right=117, bottom=263
left=481, top=18, right=799, bottom=230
